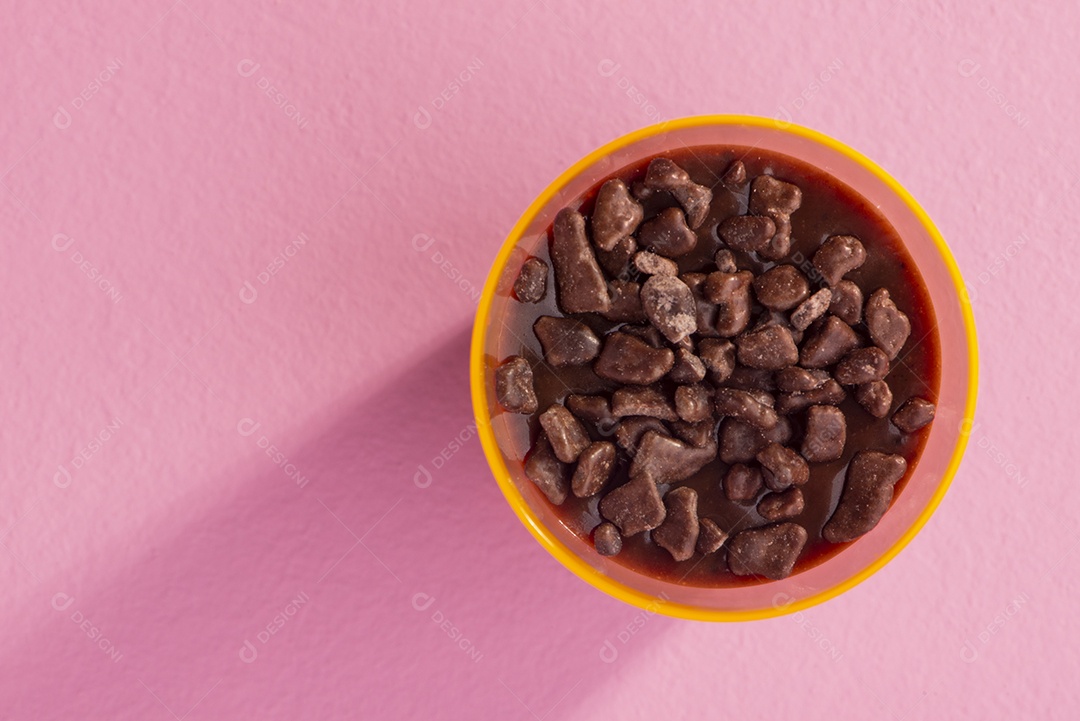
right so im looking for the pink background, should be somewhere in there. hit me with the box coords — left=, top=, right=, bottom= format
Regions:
left=1, top=1, right=1075, bottom=718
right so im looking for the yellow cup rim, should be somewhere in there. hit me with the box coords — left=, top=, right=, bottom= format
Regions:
left=469, top=114, right=979, bottom=622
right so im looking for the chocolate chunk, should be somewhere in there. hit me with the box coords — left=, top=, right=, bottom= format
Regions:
left=746, top=387, right=777, bottom=409
left=823, top=451, right=908, bottom=543
left=623, top=323, right=664, bottom=347
left=763, top=415, right=794, bottom=446
left=524, top=435, right=569, bottom=505
left=753, top=265, right=811, bottom=311
left=572, top=441, right=617, bottom=498
left=726, top=366, right=778, bottom=392
left=550, top=208, right=611, bottom=313
left=596, top=236, right=637, bottom=278
left=776, top=379, right=846, bottom=415
left=668, top=348, right=707, bottom=384
left=679, top=265, right=705, bottom=288
left=539, top=404, right=590, bottom=463
left=829, top=280, right=863, bottom=325
left=812, top=235, right=866, bottom=286
left=800, top=316, right=861, bottom=368
left=653, top=487, right=700, bottom=562
left=601, top=280, right=647, bottom=322
left=719, top=414, right=789, bottom=463
left=671, top=419, right=715, bottom=448
left=721, top=160, right=747, bottom=190
left=855, top=380, right=893, bottom=418
left=724, top=462, right=764, bottom=503
left=513, top=257, right=548, bottom=303
left=671, top=335, right=695, bottom=353
left=675, top=384, right=713, bottom=423
left=892, top=397, right=936, bottom=433
left=834, top=347, right=890, bottom=385
left=533, top=316, right=601, bottom=367
left=621, top=323, right=666, bottom=348
left=494, top=356, right=537, bottom=414
left=714, top=249, right=737, bottom=273
left=736, top=324, right=799, bottom=370
left=775, top=367, right=830, bottom=393
left=746, top=175, right=801, bottom=261
left=696, top=518, right=729, bottom=554
left=591, top=179, right=644, bottom=251
left=674, top=334, right=697, bottom=354
left=788, top=325, right=805, bottom=348
left=703, top=270, right=754, bottom=336
left=756, top=442, right=809, bottom=491
left=812, top=379, right=846, bottom=405
left=759, top=214, right=793, bottom=261
left=566, top=394, right=613, bottom=425
left=642, top=158, right=712, bottom=229
left=594, top=332, right=675, bottom=385
left=641, top=274, right=697, bottom=343
left=599, top=474, right=666, bottom=536
left=865, top=288, right=911, bottom=360
left=790, top=288, right=833, bottom=331
left=757, top=487, right=805, bottom=522
left=727, top=522, right=808, bottom=580
left=717, top=215, right=775, bottom=253
left=630, top=430, right=716, bottom=484
left=749, top=175, right=802, bottom=216
left=631, top=180, right=653, bottom=200
left=614, top=417, right=669, bottom=453
left=714, top=388, right=779, bottom=430
left=633, top=250, right=678, bottom=276
left=593, top=522, right=623, bottom=556
left=612, top=385, right=678, bottom=421
left=674, top=183, right=712, bottom=229
left=682, top=272, right=719, bottom=337
left=643, top=157, right=693, bottom=191
left=697, top=338, right=736, bottom=383
left=801, top=405, right=846, bottom=462
left=638, top=207, right=698, bottom=257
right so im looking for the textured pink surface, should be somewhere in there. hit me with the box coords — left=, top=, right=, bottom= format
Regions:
left=1, top=1, right=1075, bottom=718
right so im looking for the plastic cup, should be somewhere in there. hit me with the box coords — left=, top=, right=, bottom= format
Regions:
left=470, top=115, right=978, bottom=621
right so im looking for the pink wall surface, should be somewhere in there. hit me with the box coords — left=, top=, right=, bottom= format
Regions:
left=2, top=1, right=1074, bottom=718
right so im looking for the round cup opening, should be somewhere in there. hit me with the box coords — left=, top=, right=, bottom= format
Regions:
left=471, top=115, right=977, bottom=621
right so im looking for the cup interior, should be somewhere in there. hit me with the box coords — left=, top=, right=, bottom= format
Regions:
left=471, top=116, right=977, bottom=621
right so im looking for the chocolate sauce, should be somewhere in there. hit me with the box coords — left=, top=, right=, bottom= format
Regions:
left=495, top=146, right=940, bottom=587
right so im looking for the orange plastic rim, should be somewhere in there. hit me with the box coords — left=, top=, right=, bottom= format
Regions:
left=470, top=115, right=979, bottom=621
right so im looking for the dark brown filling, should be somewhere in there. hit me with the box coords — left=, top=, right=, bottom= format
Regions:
left=493, top=145, right=940, bottom=587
